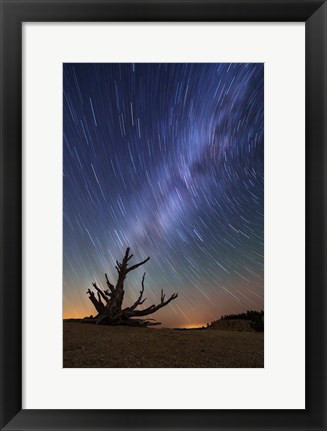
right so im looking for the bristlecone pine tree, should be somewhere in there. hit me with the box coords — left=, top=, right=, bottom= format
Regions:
left=85, top=247, right=178, bottom=326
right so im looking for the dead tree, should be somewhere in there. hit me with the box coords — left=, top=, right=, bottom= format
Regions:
left=84, top=247, right=178, bottom=326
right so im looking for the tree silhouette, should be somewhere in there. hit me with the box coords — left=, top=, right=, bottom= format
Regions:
left=85, top=247, right=178, bottom=326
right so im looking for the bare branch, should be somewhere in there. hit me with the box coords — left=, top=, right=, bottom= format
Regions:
left=161, top=289, right=165, bottom=303
left=87, top=287, right=106, bottom=315
left=126, top=257, right=150, bottom=273
left=92, top=282, right=109, bottom=303
left=97, top=291, right=104, bottom=307
left=124, top=272, right=148, bottom=312
left=124, top=292, right=178, bottom=317
left=115, top=248, right=132, bottom=277
left=120, top=247, right=131, bottom=267
left=105, top=273, right=115, bottom=292
left=139, top=298, right=147, bottom=305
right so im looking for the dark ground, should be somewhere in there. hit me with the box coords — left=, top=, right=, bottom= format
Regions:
left=63, top=321, right=264, bottom=368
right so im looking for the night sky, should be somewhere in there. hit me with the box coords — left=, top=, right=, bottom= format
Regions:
left=63, top=63, right=264, bottom=328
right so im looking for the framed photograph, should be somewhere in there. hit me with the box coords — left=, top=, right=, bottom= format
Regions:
left=62, top=61, right=265, bottom=369
left=0, top=0, right=326, bottom=430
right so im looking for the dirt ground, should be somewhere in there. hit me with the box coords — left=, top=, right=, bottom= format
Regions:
left=63, top=321, right=264, bottom=368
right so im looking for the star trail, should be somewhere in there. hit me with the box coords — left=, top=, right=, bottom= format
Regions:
left=63, top=63, right=264, bottom=328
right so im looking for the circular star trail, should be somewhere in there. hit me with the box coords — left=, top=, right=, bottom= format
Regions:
left=63, top=63, right=264, bottom=328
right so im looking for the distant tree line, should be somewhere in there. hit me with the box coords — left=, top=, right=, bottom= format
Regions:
left=208, top=310, right=264, bottom=332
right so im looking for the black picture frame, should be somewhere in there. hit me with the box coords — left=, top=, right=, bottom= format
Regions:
left=0, top=0, right=326, bottom=430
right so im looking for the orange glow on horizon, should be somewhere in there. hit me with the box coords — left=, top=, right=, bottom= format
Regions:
left=178, top=323, right=207, bottom=329
left=63, top=304, right=94, bottom=320
left=63, top=277, right=263, bottom=328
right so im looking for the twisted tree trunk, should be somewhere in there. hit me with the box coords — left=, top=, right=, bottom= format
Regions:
left=85, top=248, right=178, bottom=326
